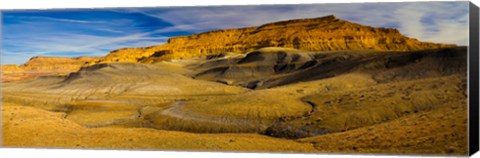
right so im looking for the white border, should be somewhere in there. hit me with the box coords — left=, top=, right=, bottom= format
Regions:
left=0, top=148, right=462, bottom=158
left=0, top=0, right=472, bottom=10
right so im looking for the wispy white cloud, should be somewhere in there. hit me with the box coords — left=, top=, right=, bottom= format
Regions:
left=2, top=31, right=170, bottom=64
left=390, top=2, right=468, bottom=45
left=4, top=15, right=106, bottom=24
left=2, top=11, right=172, bottom=64
left=35, top=16, right=105, bottom=24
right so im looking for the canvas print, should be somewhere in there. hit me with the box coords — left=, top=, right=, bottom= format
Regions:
left=0, top=1, right=476, bottom=156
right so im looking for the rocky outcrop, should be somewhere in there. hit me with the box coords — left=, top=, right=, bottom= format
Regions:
left=1, top=56, right=99, bottom=82
left=21, top=56, right=100, bottom=70
left=1, top=64, right=22, bottom=71
left=100, top=48, right=150, bottom=63
left=100, top=15, right=455, bottom=63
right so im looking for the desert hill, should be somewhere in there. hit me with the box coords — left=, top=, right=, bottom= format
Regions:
left=3, top=56, right=99, bottom=71
left=190, top=47, right=466, bottom=90
left=101, top=15, right=454, bottom=63
left=1, top=56, right=99, bottom=82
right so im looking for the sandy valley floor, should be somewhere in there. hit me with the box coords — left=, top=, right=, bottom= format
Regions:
left=1, top=47, right=469, bottom=156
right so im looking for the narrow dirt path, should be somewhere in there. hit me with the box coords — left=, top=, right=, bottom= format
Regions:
left=263, top=99, right=323, bottom=139
left=158, top=101, right=256, bottom=126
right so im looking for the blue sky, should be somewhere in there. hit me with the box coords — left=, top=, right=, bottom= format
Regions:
left=1, top=1, right=469, bottom=65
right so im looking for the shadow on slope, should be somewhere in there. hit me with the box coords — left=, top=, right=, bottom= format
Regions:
left=190, top=47, right=466, bottom=90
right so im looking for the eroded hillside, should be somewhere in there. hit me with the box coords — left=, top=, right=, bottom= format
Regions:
left=101, top=15, right=454, bottom=63
left=2, top=46, right=468, bottom=155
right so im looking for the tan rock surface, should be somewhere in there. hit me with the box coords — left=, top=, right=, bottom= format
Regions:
left=1, top=56, right=99, bottom=82
left=100, top=15, right=454, bottom=63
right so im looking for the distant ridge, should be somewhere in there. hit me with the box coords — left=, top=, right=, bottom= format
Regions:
left=1, top=56, right=100, bottom=82
left=100, top=15, right=455, bottom=63
left=2, top=56, right=99, bottom=71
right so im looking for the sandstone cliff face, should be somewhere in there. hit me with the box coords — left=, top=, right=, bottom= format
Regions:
left=101, top=48, right=149, bottom=63
left=100, top=15, right=454, bottom=63
left=1, top=65, right=22, bottom=71
left=2, top=56, right=99, bottom=82
left=20, top=56, right=99, bottom=70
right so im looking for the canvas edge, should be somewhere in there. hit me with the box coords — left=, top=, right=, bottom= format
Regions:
left=469, top=1, right=480, bottom=156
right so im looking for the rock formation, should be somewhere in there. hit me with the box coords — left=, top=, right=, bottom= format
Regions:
left=1, top=56, right=99, bottom=82
left=100, top=15, right=454, bottom=63
left=20, top=56, right=99, bottom=70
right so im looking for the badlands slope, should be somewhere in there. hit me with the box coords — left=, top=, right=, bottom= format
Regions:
left=1, top=15, right=468, bottom=155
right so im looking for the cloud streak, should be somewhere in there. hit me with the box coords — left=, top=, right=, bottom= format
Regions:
left=2, top=33, right=170, bottom=64
left=2, top=10, right=172, bottom=64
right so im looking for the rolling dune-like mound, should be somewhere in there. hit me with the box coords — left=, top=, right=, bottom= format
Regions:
left=3, top=47, right=466, bottom=135
left=3, top=49, right=468, bottom=155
